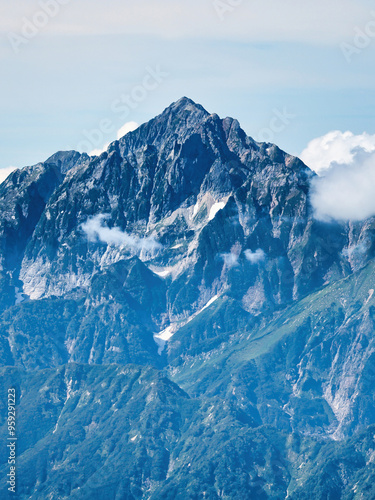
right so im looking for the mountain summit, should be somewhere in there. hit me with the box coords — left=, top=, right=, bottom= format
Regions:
left=0, top=99, right=375, bottom=499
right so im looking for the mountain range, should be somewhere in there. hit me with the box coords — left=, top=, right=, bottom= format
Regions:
left=1, top=97, right=375, bottom=499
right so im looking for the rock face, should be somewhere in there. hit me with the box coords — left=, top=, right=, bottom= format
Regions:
left=0, top=98, right=375, bottom=499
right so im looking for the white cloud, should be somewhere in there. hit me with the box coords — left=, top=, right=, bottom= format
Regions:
left=300, top=131, right=375, bottom=174
left=245, top=249, right=266, bottom=264
left=221, top=251, right=239, bottom=269
left=221, top=243, right=242, bottom=268
left=342, top=242, right=367, bottom=259
left=88, top=122, right=139, bottom=156
left=305, top=132, right=375, bottom=221
left=89, top=143, right=110, bottom=157
left=81, top=215, right=162, bottom=252
left=117, top=121, right=139, bottom=139
left=0, top=166, right=17, bottom=184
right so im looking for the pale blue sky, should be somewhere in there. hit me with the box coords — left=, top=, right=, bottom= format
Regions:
left=1, top=0, right=375, bottom=171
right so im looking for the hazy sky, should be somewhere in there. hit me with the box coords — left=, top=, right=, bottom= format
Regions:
left=1, top=0, right=375, bottom=173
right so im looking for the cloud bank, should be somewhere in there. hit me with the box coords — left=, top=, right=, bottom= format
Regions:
left=301, top=131, right=375, bottom=222
left=82, top=215, right=162, bottom=252
left=301, top=131, right=375, bottom=175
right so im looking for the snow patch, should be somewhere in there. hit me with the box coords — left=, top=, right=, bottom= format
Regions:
left=150, top=266, right=173, bottom=278
left=156, top=326, right=176, bottom=342
left=365, top=289, right=374, bottom=305
left=149, top=252, right=198, bottom=282
left=208, top=202, right=226, bottom=221
left=154, top=325, right=180, bottom=355
left=154, top=296, right=221, bottom=354
left=201, top=295, right=219, bottom=312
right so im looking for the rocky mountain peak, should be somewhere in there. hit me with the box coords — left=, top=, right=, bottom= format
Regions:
left=114, top=97, right=210, bottom=156
left=2, top=100, right=375, bottom=499
left=164, top=96, right=209, bottom=118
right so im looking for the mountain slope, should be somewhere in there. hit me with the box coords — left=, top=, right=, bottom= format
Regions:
left=169, top=258, right=375, bottom=441
left=1, top=97, right=358, bottom=368
left=0, top=98, right=375, bottom=499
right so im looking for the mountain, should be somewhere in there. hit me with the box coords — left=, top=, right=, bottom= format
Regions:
left=1, top=97, right=375, bottom=499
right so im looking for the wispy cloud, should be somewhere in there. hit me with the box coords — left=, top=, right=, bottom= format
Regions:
left=221, top=251, right=240, bottom=269
left=342, top=242, right=367, bottom=259
left=221, top=246, right=266, bottom=268
left=221, top=242, right=242, bottom=269
left=81, top=215, right=162, bottom=252
left=245, top=249, right=266, bottom=264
